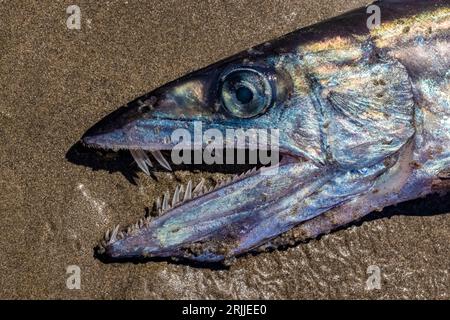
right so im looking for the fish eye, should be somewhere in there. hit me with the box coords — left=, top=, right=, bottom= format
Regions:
left=219, top=67, right=274, bottom=118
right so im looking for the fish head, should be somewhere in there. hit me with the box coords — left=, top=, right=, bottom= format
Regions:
left=83, top=35, right=417, bottom=263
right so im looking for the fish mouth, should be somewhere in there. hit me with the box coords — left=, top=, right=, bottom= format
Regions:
left=85, top=118, right=393, bottom=264
left=82, top=101, right=301, bottom=263
left=81, top=101, right=311, bottom=263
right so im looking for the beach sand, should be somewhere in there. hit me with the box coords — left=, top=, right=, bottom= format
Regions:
left=0, top=0, right=449, bottom=299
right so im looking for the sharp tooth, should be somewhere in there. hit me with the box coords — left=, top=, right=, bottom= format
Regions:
left=172, top=186, right=180, bottom=207
left=130, top=149, right=152, bottom=175
left=162, top=192, right=170, bottom=211
left=151, top=150, right=172, bottom=171
left=144, top=154, right=153, bottom=167
left=155, top=197, right=161, bottom=211
left=184, top=180, right=192, bottom=201
left=104, top=230, right=110, bottom=242
left=109, top=225, right=120, bottom=244
left=179, top=185, right=184, bottom=198
left=193, top=178, right=205, bottom=194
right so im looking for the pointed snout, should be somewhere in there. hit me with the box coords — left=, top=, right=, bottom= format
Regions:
left=81, top=104, right=135, bottom=149
left=81, top=71, right=222, bottom=151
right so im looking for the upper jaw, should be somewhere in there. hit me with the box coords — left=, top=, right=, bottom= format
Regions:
left=80, top=52, right=291, bottom=154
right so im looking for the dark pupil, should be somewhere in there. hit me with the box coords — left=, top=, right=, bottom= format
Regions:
left=235, top=86, right=253, bottom=104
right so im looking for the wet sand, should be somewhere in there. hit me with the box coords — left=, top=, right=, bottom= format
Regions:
left=0, top=0, right=449, bottom=299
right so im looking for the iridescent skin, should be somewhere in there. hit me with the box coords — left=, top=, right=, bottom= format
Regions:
left=81, top=0, right=450, bottom=263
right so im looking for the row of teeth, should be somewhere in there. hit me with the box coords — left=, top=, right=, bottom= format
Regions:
left=154, top=178, right=203, bottom=214
left=97, top=167, right=259, bottom=253
left=154, top=166, right=259, bottom=215
left=130, top=149, right=172, bottom=174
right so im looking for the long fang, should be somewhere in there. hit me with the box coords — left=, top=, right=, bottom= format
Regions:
left=151, top=150, right=172, bottom=171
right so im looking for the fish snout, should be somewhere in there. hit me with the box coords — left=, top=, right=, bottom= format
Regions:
left=81, top=103, right=145, bottom=150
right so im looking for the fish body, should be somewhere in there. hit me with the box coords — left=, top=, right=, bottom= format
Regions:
left=81, top=0, right=450, bottom=263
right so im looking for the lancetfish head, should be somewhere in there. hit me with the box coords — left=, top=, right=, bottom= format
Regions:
left=82, top=2, right=419, bottom=263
